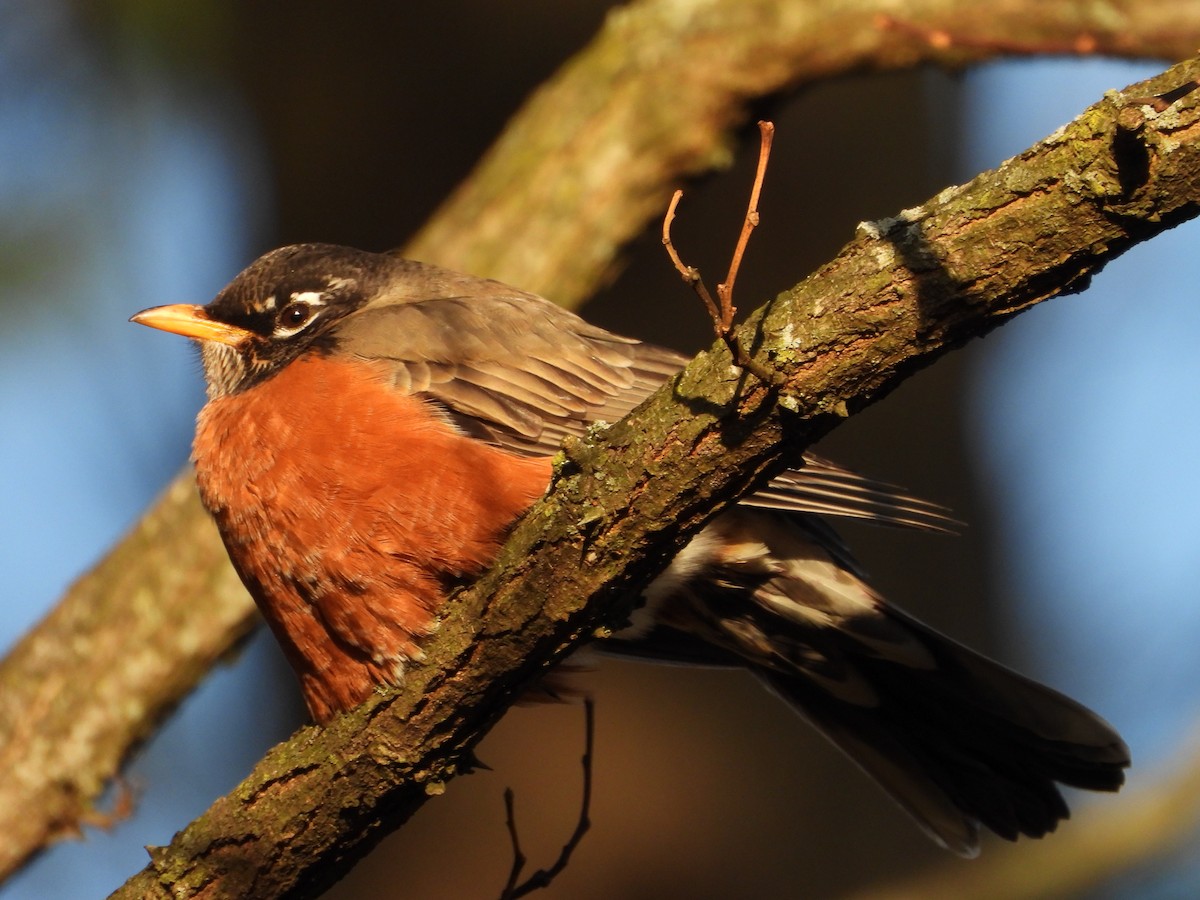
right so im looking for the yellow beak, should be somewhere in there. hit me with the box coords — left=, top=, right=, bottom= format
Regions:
left=129, top=304, right=254, bottom=346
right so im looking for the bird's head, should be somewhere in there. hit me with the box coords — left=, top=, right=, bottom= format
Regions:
left=131, top=243, right=384, bottom=397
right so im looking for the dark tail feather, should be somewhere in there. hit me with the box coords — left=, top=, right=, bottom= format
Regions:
left=756, top=613, right=1129, bottom=856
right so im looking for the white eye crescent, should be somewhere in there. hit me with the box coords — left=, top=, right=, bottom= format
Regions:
left=273, top=291, right=326, bottom=337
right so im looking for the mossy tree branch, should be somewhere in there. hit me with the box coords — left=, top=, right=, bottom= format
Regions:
left=104, top=57, right=1200, bottom=899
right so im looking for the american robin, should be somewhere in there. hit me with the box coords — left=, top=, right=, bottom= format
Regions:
left=132, top=242, right=1128, bottom=856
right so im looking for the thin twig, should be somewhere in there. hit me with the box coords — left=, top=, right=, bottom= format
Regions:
left=661, top=122, right=788, bottom=388
left=716, top=121, right=775, bottom=331
left=500, top=788, right=527, bottom=898
left=663, top=190, right=723, bottom=329
left=499, top=699, right=596, bottom=899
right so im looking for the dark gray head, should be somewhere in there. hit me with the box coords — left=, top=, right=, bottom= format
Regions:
left=131, top=244, right=411, bottom=396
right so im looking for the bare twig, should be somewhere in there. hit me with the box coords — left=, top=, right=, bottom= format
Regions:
left=500, top=788, right=527, bottom=898
left=499, top=699, right=595, bottom=900
left=716, top=121, right=775, bottom=331
left=662, top=122, right=787, bottom=388
left=662, top=189, right=722, bottom=328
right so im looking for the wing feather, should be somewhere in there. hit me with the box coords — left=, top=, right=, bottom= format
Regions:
left=331, top=281, right=954, bottom=532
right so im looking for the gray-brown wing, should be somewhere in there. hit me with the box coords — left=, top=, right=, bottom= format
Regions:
left=334, top=288, right=954, bottom=532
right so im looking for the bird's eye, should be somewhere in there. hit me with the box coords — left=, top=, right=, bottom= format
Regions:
left=277, top=301, right=315, bottom=331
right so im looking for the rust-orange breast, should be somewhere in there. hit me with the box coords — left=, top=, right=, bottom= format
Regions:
left=193, top=354, right=553, bottom=720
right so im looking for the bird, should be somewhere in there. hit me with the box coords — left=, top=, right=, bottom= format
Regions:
left=132, top=242, right=1129, bottom=857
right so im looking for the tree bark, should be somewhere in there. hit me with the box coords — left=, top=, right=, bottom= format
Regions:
left=106, top=56, right=1200, bottom=899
